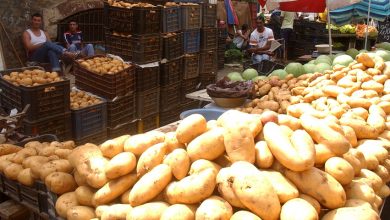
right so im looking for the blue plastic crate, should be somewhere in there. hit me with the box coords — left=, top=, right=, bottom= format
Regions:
left=71, top=91, right=107, bottom=141
left=162, top=6, right=182, bottom=33
left=184, top=29, right=200, bottom=53
left=174, top=0, right=202, bottom=3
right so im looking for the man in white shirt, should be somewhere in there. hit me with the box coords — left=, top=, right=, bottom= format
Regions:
left=248, top=16, right=274, bottom=64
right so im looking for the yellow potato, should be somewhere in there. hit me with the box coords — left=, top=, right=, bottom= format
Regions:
left=136, top=143, right=167, bottom=177
left=216, top=167, right=245, bottom=208
left=195, top=196, right=233, bottom=220
left=176, top=114, right=207, bottom=144
left=100, top=135, right=130, bottom=158
left=124, top=131, right=165, bottom=156
left=187, top=128, right=225, bottom=161
left=230, top=211, right=261, bottom=220
left=280, top=198, right=318, bottom=220
left=262, top=170, right=299, bottom=203
left=344, top=180, right=376, bottom=204
left=164, top=132, right=184, bottom=153
left=126, top=202, right=169, bottom=220
left=299, top=194, right=321, bottom=214
left=75, top=186, right=96, bottom=207
left=163, top=148, right=190, bottom=180
left=325, top=157, right=354, bottom=185
left=160, top=204, right=196, bottom=220
left=66, top=206, right=96, bottom=220
left=254, top=141, right=274, bottom=169
left=105, top=152, right=136, bottom=179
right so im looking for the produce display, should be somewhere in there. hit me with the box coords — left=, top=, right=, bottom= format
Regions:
left=70, top=89, right=103, bottom=110
left=78, top=57, right=131, bottom=75
left=2, top=69, right=62, bottom=87
left=107, top=0, right=155, bottom=8
left=356, top=24, right=378, bottom=38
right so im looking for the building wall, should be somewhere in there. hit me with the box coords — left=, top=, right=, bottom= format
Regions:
left=0, top=0, right=102, bottom=69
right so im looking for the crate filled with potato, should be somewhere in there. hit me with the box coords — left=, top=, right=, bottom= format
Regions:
left=0, top=67, right=70, bottom=121
left=74, top=55, right=136, bottom=100
left=70, top=88, right=107, bottom=144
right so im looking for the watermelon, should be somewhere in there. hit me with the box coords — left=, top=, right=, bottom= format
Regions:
left=269, top=69, right=288, bottom=79
left=308, top=60, right=316, bottom=64
left=346, top=48, right=359, bottom=59
left=315, top=63, right=332, bottom=73
left=252, top=75, right=268, bottom=81
left=315, top=57, right=332, bottom=65
left=376, top=42, right=390, bottom=51
left=332, top=54, right=354, bottom=67
left=375, top=50, right=390, bottom=61
left=227, top=72, right=244, bottom=82
left=242, top=68, right=259, bottom=80
left=317, top=55, right=332, bottom=61
left=303, top=63, right=316, bottom=74
left=284, top=63, right=304, bottom=77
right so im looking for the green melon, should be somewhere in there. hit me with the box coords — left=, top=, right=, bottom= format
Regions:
left=284, top=63, right=305, bottom=77
left=269, top=69, right=288, bottom=79
left=332, top=54, right=354, bottom=67
left=303, top=63, right=316, bottom=74
left=346, top=48, right=359, bottom=59
left=315, top=63, right=332, bottom=73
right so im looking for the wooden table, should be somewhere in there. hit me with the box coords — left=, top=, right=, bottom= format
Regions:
left=185, top=89, right=212, bottom=102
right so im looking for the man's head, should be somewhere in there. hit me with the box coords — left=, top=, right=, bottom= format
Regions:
left=242, top=24, right=248, bottom=31
left=31, top=13, right=42, bottom=29
left=256, top=16, right=265, bottom=31
left=68, top=20, right=78, bottom=32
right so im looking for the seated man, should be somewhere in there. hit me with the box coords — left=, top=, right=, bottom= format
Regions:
left=64, top=20, right=94, bottom=57
left=233, top=24, right=250, bottom=50
left=22, top=13, right=75, bottom=72
left=247, top=16, right=275, bottom=64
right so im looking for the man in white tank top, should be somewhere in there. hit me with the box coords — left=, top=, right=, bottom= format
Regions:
left=22, top=13, right=75, bottom=73
left=247, top=16, right=274, bottom=64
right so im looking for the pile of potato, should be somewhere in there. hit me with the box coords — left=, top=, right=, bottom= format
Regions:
left=78, top=57, right=131, bottom=75
left=107, top=0, right=155, bottom=8
left=2, top=69, right=62, bottom=87
left=112, top=31, right=131, bottom=38
left=0, top=53, right=390, bottom=220
left=70, top=90, right=103, bottom=110
left=164, top=2, right=179, bottom=7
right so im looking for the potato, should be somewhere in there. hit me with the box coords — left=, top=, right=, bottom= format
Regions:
left=55, top=192, right=79, bottom=218
left=374, top=165, right=390, bottom=183
left=61, top=140, right=76, bottom=150
left=342, top=149, right=363, bottom=176
left=344, top=199, right=373, bottom=210
left=100, top=135, right=130, bottom=158
left=39, top=159, right=73, bottom=181
left=280, top=198, right=318, bottom=220
left=39, top=146, right=57, bottom=156
left=232, top=162, right=280, bottom=220
left=68, top=144, right=102, bottom=168
left=285, top=167, right=346, bottom=209
left=17, top=168, right=35, bottom=186
left=100, top=204, right=132, bottom=220
left=82, top=157, right=109, bottom=189
left=22, top=155, right=48, bottom=169
left=278, top=114, right=301, bottom=130
left=0, top=144, right=22, bottom=156
left=130, top=164, right=172, bottom=206
left=75, top=186, right=96, bottom=207
left=344, top=180, right=375, bottom=204
left=4, top=163, right=24, bottom=180
left=206, top=120, right=218, bottom=131
left=358, top=169, right=383, bottom=192
left=136, top=143, right=167, bottom=177
left=188, top=159, right=221, bottom=175
left=378, top=184, right=390, bottom=198
left=45, top=172, right=77, bottom=195
left=325, top=157, right=354, bottom=185
left=66, top=206, right=95, bottom=220
left=254, top=141, right=274, bottom=169
left=163, top=148, right=190, bottom=180
left=263, top=122, right=315, bottom=171
left=95, top=205, right=110, bottom=218
left=195, top=196, right=233, bottom=220
left=54, top=148, right=72, bottom=159
left=164, top=132, right=184, bottom=153
left=341, top=125, right=358, bottom=147
left=262, top=170, right=299, bottom=203
left=12, top=147, right=37, bottom=164
left=74, top=170, right=87, bottom=186
left=230, top=211, right=261, bottom=220
left=216, top=167, right=245, bottom=208
left=299, top=194, right=321, bottom=214
left=164, top=168, right=217, bottom=204
left=300, top=114, right=350, bottom=156
left=187, top=128, right=225, bottom=161
left=0, top=160, right=12, bottom=173
left=105, top=152, right=136, bottom=179
left=93, top=174, right=138, bottom=206
left=160, top=204, right=196, bottom=220
left=357, top=140, right=388, bottom=164
left=126, top=202, right=169, bottom=220
left=322, top=206, right=379, bottom=220
left=124, top=131, right=165, bottom=156
left=217, top=110, right=263, bottom=137
left=176, top=114, right=207, bottom=144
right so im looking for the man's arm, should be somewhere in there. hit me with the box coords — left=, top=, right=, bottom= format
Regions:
left=254, top=30, right=274, bottom=54
left=280, top=11, right=285, bottom=25
left=22, top=31, right=43, bottom=52
left=64, top=33, right=71, bottom=49
left=44, top=31, right=51, bottom=42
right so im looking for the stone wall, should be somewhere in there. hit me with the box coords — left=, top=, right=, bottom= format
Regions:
left=0, top=0, right=102, bottom=69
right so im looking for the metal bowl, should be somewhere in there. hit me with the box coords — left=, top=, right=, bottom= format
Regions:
left=180, top=108, right=226, bottom=121
left=211, top=97, right=246, bottom=108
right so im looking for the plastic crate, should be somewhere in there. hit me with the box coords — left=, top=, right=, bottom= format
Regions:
left=181, top=78, right=200, bottom=104
left=199, top=72, right=216, bottom=89
left=22, top=112, right=72, bottom=141
left=202, top=3, right=217, bottom=27
left=74, top=56, right=136, bottom=99
left=136, top=65, right=160, bottom=92
left=0, top=67, right=70, bottom=122
left=183, top=53, right=200, bottom=79
left=199, top=50, right=218, bottom=73
left=107, top=120, right=138, bottom=138
left=137, top=87, right=160, bottom=118
left=182, top=4, right=201, bottom=30
left=138, top=114, right=159, bottom=133
left=159, top=108, right=181, bottom=126
left=133, top=6, right=162, bottom=34
left=105, top=31, right=132, bottom=61
left=16, top=134, right=58, bottom=147
left=162, top=33, right=184, bottom=60
left=2, top=175, right=20, bottom=202
left=200, top=27, right=217, bottom=50
left=105, top=2, right=134, bottom=33
left=160, top=57, right=182, bottom=86
left=107, top=92, right=136, bottom=128
left=183, top=29, right=200, bottom=53
left=71, top=92, right=107, bottom=141
left=74, top=129, right=108, bottom=146
left=160, top=82, right=181, bottom=111
left=19, top=183, right=47, bottom=214
left=131, top=34, right=162, bottom=64
left=181, top=100, right=199, bottom=112
left=162, top=6, right=182, bottom=33
left=217, top=49, right=225, bottom=70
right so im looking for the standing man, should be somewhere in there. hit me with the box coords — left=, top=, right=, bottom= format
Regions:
left=23, top=13, right=75, bottom=72
left=280, top=11, right=296, bottom=59
left=64, top=20, right=94, bottom=57
left=248, top=16, right=274, bottom=64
